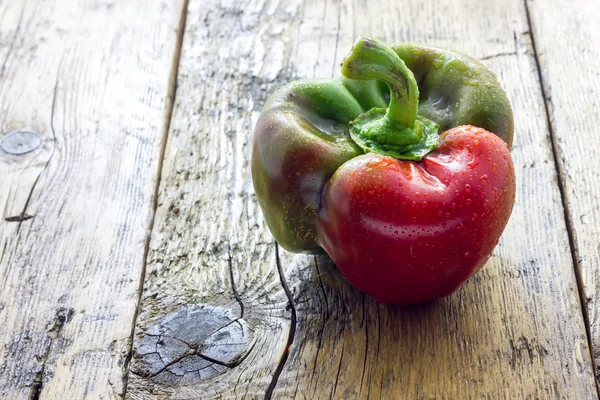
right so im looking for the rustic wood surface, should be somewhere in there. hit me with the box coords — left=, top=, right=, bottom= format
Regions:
left=526, top=0, right=600, bottom=379
left=271, top=0, right=598, bottom=396
left=0, top=0, right=185, bottom=398
left=1, top=0, right=600, bottom=399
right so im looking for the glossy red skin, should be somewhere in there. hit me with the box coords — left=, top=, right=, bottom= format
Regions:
left=317, top=126, right=516, bottom=304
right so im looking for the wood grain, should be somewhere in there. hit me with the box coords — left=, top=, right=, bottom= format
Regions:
left=526, top=0, right=600, bottom=384
left=127, top=0, right=598, bottom=399
left=0, top=0, right=184, bottom=398
left=126, top=0, right=301, bottom=397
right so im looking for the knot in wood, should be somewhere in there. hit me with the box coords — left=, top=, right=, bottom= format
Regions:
left=1, top=130, right=42, bottom=155
left=132, top=304, right=253, bottom=386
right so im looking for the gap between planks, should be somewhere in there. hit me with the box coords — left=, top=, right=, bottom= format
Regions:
left=524, top=0, right=600, bottom=395
left=121, top=0, right=191, bottom=396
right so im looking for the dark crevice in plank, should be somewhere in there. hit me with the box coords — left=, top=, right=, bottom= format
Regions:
left=330, top=340, right=344, bottom=399
left=0, top=240, right=6, bottom=267
left=368, top=302, right=381, bottom=398
left=359, top=294, right=368, bottom=395
left=310, top=256, right=328, bottom=386
left=28, top=349, right=48, bottom=398
left=4, top=214, right=34, bottom=222
left=265, top=242, right=298, bottom=400
left=138, top=344, right=249, bottom=380
left=524, top=0, right=600, bottom=395
left=313, top=256, right=329, bottom=318
left=12, top=57, right=62, bottom=235
left=228, top=249, right=245, bottom=318
left=121, top=0, right=191, bottom=397
left=479, top=51, right=518, bottom=61
left=479, top=31, right=519, bottom=62
left=28, top=307, right=75, bottom=400
left=199, top=346, right=256, bottom=369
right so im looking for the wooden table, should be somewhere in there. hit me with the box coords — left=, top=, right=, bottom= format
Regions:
left=1, top=0, right=599, bottom=398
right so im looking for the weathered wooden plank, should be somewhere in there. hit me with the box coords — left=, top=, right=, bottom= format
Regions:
left=272, top=0, right=598, bottom=397
left=526, top=0, right=600, bottom=385
left=0, top=0, right=185, bottom=398
left=126, top=0, right=301, bottom=398
left=127, top=0, right=598, bottom=399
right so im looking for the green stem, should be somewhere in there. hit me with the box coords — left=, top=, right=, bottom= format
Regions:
left=341, top=37, right=439, bottom=161
left=342, top=37, right=419, bottom=129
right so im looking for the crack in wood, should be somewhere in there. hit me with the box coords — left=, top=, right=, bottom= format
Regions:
left=0, top=240, right=6, bottom=269
left=7, top=54, right=64, bottom=241
left=359, top=294, right=368, bottom=395
left=314, top=256, right=330, bottom=318
left=4, top=214, right=34, bottom=222
left=199, top=344, right=255, bottom=369
left=524, top=0, right=600, bottom=395
left=130, top=354, right=219, bottom=380
left=144, top=349, right=198, bottom=379
left=168, top=323, right=256, bottom=369
left=121, top=0, right=191, bottom=396
left=310, top=256, right=330, bottom=389
left=9, top=54, right=65, bottom=400
left=265, top=243, right=298, bottom=400
left=131, top=304, right=254, bottom=387
left=10, top=56, right=62, bottom=239
left=228, top=249, right=245, bottom=318
left=367, top=302, right=382, bottom=399
left=331, top=339, right=344, bottom=399
left=28, top=307, right=74, bottom=400
left=479, top=51, right=519, bottom=61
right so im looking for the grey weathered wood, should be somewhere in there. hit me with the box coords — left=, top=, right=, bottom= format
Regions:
left=126, top=0, right=299, bottom=398
left=526, top=0, right=600, bottom=384
left=0, top=0, right=593, bottom=398
left=128, top=0, right=598, bottom=399
left=0, top=0, right=185, bottom=398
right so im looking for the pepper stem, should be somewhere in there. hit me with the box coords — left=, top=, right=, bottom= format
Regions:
left=341, top=37, right=439, bottom=161
left=342, top=37, right=419, bottom=128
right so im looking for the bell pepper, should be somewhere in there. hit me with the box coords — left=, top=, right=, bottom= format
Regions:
left=252, top=37, right=516, bottom=304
